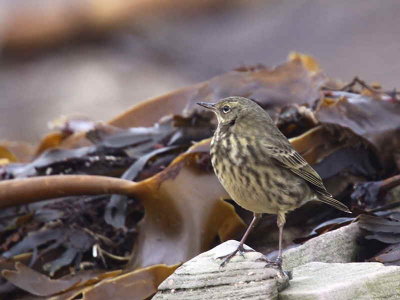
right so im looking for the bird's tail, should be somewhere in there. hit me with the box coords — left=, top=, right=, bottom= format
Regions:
left=317, top=195, right=351, bottom=213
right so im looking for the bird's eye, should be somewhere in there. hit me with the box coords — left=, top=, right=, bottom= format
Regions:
left=222, top=105, right=231, bottom=113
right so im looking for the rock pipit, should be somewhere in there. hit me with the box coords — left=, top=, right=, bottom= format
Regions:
left=197, top=96, right=351, bottom=267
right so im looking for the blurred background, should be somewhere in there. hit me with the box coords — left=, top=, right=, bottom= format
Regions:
left=1, top=0, right=399, bottom=142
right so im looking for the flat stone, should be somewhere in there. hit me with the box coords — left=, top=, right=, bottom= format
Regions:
left=153, top=240, right=289, bottom=300
left=283, top=222, right=361, bottom=271
left=280, top=262, right=400, bottom=299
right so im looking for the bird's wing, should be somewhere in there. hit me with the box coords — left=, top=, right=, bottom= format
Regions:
left=266, top=145, right=330, bottom=196
left=265, top=145, right=350, bottom=213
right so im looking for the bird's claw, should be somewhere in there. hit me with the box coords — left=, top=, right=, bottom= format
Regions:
left=218, top=245, right=254, bottom=267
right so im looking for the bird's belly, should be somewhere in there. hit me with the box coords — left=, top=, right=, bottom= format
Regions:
left=210, top=134, right=311, bottom=214
left=216, top=163, right=311, bottom=214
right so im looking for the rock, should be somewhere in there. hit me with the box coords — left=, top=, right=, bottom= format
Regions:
left=153, top=240, right=289, bottom=300
left=154, top=232, right=400, bottom=300
left=280, top=262, right=400, bottom=299
left=283, top=222, right=362, bottom=271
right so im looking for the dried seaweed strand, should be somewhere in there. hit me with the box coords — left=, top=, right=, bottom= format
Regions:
left=368, top=201, right=400, bottom=213
left=366, top=175, right=400, bottom=213
left=379, top=174, right=400, bottom=191
left=0, top=175, right=138, bottom=209
left=340, top=77, right=379, bottom=93
left=323, top=76, right=399, bottom=99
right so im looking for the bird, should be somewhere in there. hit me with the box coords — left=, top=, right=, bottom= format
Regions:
left=197, top=96, right=351, bottom=267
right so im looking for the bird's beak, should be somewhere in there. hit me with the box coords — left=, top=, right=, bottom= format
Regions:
left=196, top=102, right=216, bottom=110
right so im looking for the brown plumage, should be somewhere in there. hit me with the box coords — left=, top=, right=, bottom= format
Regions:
left=197, top=96, right=351, bottom=267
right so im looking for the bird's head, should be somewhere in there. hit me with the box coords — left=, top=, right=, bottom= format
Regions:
left=197, top=96, right=267, bottom=128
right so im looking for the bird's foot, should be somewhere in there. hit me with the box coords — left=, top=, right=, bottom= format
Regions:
left=256, top=255, right=282, bottom=269
left=218, top=244, right=254, bottom=267
left=275, top=256, right=282, bottom=267
left=256, top=255, right=291, bottom=280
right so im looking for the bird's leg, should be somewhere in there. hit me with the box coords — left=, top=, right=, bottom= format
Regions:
left=219, top=213, right=262, bottom=267
left=255, top=211, right=286, bottom=267
left=276, top=211, right=286, bottom=267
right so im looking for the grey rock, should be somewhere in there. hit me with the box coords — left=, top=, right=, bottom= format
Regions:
left=154, top=226, right=399, bottom=300
left=153, top=240, right=289, bottom=300
left=283, top=222, right=361, bottom=271
left=280, top=262, right=400, bottom=300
